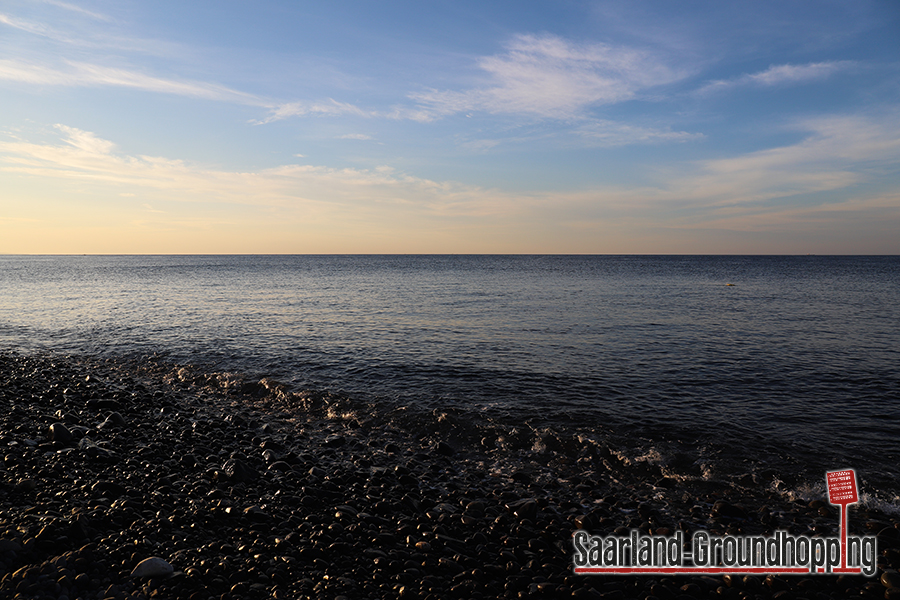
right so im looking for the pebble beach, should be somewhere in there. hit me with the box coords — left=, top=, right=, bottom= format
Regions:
left=2, top=351, right=899, bottom=600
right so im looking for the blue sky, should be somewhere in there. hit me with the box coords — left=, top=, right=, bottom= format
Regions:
left=1, top=0, right=898, bottom=253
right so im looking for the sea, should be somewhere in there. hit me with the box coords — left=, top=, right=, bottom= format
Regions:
left=1, top=255, right=898, bottom=510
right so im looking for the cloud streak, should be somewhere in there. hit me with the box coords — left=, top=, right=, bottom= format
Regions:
left=255, top=100, right=374, bottom=124
left=575, top=120, right=702, bottom=146
left=696, top=61, right=856, bottom=95
left=0, top=12, right=57, bottom=37
left=39, top=0, right=111, bottom=22
left=0, top=58, right=268, bottom=106
left=0, top=11, right=173, bottom=56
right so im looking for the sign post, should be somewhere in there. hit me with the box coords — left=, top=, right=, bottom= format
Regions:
left=826, top=469, right=859, bottom=571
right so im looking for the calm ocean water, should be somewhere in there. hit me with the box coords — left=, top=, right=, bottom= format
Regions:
left=2, top=255, right=898, bottom=506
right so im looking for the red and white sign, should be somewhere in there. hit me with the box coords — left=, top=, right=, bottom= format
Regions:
left=826, top=469, right=858, bottom=505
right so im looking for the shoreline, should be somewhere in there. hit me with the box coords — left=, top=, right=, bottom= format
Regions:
left=1, top=351, right=898, bottom=599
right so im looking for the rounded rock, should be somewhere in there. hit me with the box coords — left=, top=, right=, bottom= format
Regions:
left=712, top=500, right=748, bottom=519
left=99, top=411, right=126, bottom=428
left=131, top=557, right=174, bottom=578
left=883, top=570, right=900, bottom=589
left=222, top=457, right=257, bottom=482
left=50, top=422, right=73, bottom=443
left=13, top=479, right=37, bottom=493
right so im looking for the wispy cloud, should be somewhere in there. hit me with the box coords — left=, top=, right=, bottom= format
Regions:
left=451, top=118, right=701, bottom=152
left=696, top=61, right=856, bottom=95
left=1, top=8, right=200, bottom=60
left=410, top=34, right=686, bottom=120
left=56, top=124, right=117, bottom=154
left=338, top=133, right=373, bottom=140
left=672, top=113, right=900, bottom=207
left=0, top=53, right=367, bottom=126
left=0, top=12, right=57, bottom=37
left=575, top=120, right=702, bottom=146
left=255, top=100, right=373, bottom=124
left=668, top=192, right=900, bottom=235
left=0, top=10, right=357, bottom=124
left=0, top=58, right=267, bottom=106
left=39, top=0, right=111, bottom=22
left=0, top=13, right=39, bottom=35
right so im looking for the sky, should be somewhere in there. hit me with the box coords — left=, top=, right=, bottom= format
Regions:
left=1, top=0, right=899, bottom=254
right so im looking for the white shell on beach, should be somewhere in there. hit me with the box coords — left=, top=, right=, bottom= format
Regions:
left=130, top=557, right=174, bottom=578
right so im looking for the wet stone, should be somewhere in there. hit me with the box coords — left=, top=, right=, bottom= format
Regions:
left=765, top=575, right=790, bottom=592
left=131, top=557, right=174, bottom=578
left=222, top=458, right=257, bottom=482
left=91, top=480, right=127, bottom=498
left=879, top=527, right=900, bottom=549
left=85, top=398, right=121, bottom=411
left=243, top=505, right=272, bottom=522
left=712, top=500, right=748, bottom=519
left=323, top=434, right=345, bottom=447
left=267, top=460, right=292, bottom=473
left=883, top=570, right=900, bottom=589
left=434, top=441, right=455, bottom=456
left=511, top=471, right=531, bottom=484
left=507, top=498, right=538, bottom=521
left=99, top=411, right=127, bottom=428
left=49, top=422, right=73, bottom=443
left=13, top=478, right=37, bottom=493
left=574, top=509, right=605, bottom=530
